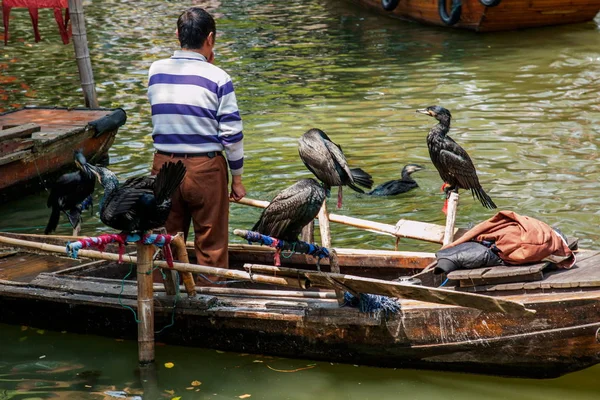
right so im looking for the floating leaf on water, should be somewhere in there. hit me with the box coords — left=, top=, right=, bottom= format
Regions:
left=164, top=362, right=175, bottom=369
left=252, top=360, right=263, bottom=363
left=239, top=394, right=251, bottom=399
left=21, top=326, right=28, bottom=331
left=164, top=389, right=175, bottom=395
left=39, top=355, right=46, bottom=359
left=186, top=387, right=194, bottom=390
left=215, top=350, right=225, bottom=354
left=36, top=329, right=45, bottom=335
left=85, top=385, right=92, bottom=388
left=171, top=397, right=181, bottom=400
left=191, top=380, right=201, bottom=386
left=19, top=337, right=28, bottom=342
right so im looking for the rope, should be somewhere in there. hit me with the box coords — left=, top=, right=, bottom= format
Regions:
left=439, top=278, right=449, bottom=287
left=344, top=292, right=400, bottom=318
left=66, top=233, right=176, bottom=267
left=119, top=263, right=179, bottom=333
left=242, top=230, right=330, bottom=259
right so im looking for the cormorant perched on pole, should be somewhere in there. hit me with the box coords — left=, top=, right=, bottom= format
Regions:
left=252, top=178, right=327, bottom=242
left=86, top=161, right=186, bottom=233
left=44, top=150, right=96, bottom=235
left=298, top=128, right=373, bottom=208
left=416, top=106, right=496, bottom=210
left=368, top=164, right=424, bottom=196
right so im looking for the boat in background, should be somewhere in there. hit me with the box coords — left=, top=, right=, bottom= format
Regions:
left=0, top=106, right=125, bottom=204
left=348, top=0, right=600, bottom=32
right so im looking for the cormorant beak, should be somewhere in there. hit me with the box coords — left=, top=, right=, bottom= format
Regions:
left=85, top=163, right=102, bottom=183
left=416, top=109, right=432, bottom=116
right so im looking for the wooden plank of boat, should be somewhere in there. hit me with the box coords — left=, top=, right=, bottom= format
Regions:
left=0, top=107, right=125, bottom=203
left=0, top=123, right=40, bottom=140
left=0, top=234, right=534, bottom=315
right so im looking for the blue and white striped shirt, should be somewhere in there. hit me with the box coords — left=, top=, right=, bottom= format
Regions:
left=148, top=50, right=244, bottom=175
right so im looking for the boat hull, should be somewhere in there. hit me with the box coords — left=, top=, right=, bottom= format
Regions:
left=0, top=107, right=125, bottom=204
left=350, top=0, right=600, bottom=32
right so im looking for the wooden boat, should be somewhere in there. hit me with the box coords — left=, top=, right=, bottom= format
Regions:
left=1, top=227, right=599, bottom=379
left=0, top=106, right=126, bottom=204
left=349, top=0, right=600, bottom=32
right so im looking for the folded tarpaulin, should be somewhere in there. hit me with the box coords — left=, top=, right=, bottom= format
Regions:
left=444, top=210, right=575, bottom=269
left=2, top=0, right=70, bottom=45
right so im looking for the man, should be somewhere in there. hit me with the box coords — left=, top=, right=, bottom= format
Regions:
left=148, top=7, right=246, bottom=271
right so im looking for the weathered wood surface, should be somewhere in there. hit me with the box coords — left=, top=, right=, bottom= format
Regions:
left=350, top=0, right=600, bottom=32
left=0, top=123, right=40, bottom=141
left=0, top=108, right=119, bottom=201
left=0, top=252, right=81, bottom=282
left=0, top=234, right=534, bottom=315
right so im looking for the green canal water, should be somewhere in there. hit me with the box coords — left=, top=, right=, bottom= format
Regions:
left=1, top=0, right=600, bottom=398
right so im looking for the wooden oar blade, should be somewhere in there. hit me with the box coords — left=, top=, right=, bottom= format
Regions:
left=305, top=273, right=536, bottom=316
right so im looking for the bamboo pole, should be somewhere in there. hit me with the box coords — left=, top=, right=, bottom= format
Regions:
left=153, top=284, right=338, bottom=299
left=67, top=0, right=99, bottom=108
left=233, top=197, right=459, bottom=244
left=171, top=234, right=197, bottom=297
left=443, top=192, right=459, bottom=246
left=136, top=242, right=154, bottom=364
left=0, top=235, right=308, bottom=289
left=317, top=202, right=332, bottom=248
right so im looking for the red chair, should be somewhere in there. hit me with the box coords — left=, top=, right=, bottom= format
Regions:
left=2, top=0, right=70, bottom=45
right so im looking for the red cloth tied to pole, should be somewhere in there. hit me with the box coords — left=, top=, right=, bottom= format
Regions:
left=2, top=0, right=70, bottom=45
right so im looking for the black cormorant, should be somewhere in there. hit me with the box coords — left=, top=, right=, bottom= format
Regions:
left=252, top=178, right=327, bottom=242
left=44, top=150, right=95, bottom=234
left=87, top=161, right=186, bottom=233
left=368, top=164, right=424, bottom=196
left=417, top=105, right=496, bottom=210
left=298, top=128, right=373, bottom=208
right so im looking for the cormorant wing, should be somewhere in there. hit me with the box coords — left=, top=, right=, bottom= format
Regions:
left=323, top=140, right=353, bottom=183
left=438, top=145, right=482, bottom=189
left=102, top=187, right=152, bottom=222
left=253, top=180, right=326, bottom=240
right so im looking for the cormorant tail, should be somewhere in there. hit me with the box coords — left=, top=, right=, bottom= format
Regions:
left=472, top=187, right=497, bottom=209
left=66, top=207, right=82, bottom=229
left=154, top=161, right=187, bottom=204
left=44, top=206, right=61, bottom=235
left=349, top=167, right=373, bottom=190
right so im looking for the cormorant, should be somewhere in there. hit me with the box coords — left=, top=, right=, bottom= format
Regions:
left=417, top=105, right=496, bottom=210
left=252, top=178, right=327, bottom=242
left=87, top=161, right=186, bottom=233
left=298, top=128, right=373, bottom=208
left=368, top=164, right=424, bottom=196
left=44, top=150, right=95, bottom=234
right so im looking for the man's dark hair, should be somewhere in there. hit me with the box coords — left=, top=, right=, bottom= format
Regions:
left=177, top=7, right=216, bottom=49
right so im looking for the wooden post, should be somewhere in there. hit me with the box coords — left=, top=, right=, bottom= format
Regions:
left=443, top=192, right=459, bottom=246
left=317, top=202, right=331, bottom=248
left=172, top=234, right=197, bottom=297
left=67, top=0, right=99, bottom=108
left=136, top=242, right=154, bottom=364
left=300, top=221, right=314, bottom=243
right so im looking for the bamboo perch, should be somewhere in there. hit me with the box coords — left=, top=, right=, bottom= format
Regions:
left=68, top=0, right=99, bottom=108
left=137, top=242, right=154, bottom=364
left=0, top=235, right=535, bottom=316
left=232, top=229, right=329, bottom=260
left=232, top=197, right=462, bottom=244
left=0, top=235, right=308, bottom=289
left=443, top=192, right=459, bottom=246
left=171, top=235, right=197, bottom=297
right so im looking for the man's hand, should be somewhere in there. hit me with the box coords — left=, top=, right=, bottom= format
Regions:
left=230, top=175, right=246, bottom=201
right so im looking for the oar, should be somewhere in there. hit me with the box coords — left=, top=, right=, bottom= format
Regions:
left=0, top=234, right=535, bottom=316
left=232, top=197, right=466, bottom=244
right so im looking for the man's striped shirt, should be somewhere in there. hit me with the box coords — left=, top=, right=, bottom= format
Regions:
left=148, top=50, right=244, bottom=175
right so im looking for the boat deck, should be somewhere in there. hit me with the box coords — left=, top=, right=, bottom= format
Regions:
left=0, top=108, right=115, bottom=133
